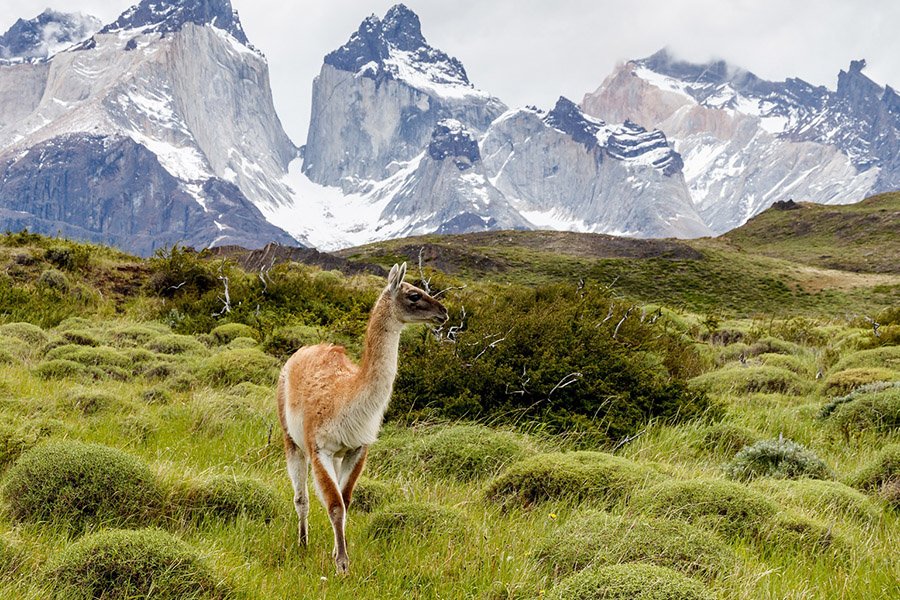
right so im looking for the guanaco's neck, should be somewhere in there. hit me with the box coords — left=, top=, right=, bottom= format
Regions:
left=355, top=291, right=402, bottom=400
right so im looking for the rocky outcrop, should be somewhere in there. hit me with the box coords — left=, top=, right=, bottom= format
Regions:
left=0, top=9, right=100, bottom=60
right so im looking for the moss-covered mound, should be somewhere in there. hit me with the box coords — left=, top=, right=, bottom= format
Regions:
left=210, top=323, right=258, bottom=345
left=350, top=477, right=394, bottom=513
left=547, top=563, right=715, bottom=600
left=366, top=501, right=464, bottom=540
left=694, top=422, right=759, bottom=455
left=830, top=346, right=900, bottom=373
left=829, top=387, right=900, bottom=436
left=0, top=322, right=48, bottom=347
left=724, top=438, right=831, bottom=481
left=69, top=390, right=120, bottom=416
left=47, top=529, right=229, bottom=599
left=33, top=358, right=93, bottom=380
left=147, top=334, right=208, bottom=356
left=822, top=368, right=899, bottom=396
left=197, top=349, right=279, bottom=387
left=689, top=365, right=810, bottom=395
left=750, top=478, right=881, bottom=522
left=849, top=444, right=899, bottom=505
left=169, top=474, right=279, bottom=523
left=535, top=511, right=736, bottom=579
left=1, top=440, right=162, bottom=529
left=0, top=423, right=39, bottom=472
left=759, top=513, right=844, bottom=553
left=632, top=478, right=778, bottom=537
left=370, top=424, right=534, bottom=481
left=818, top=382, right=899, bottom=419
left=485, top=451, right=659, bottom=508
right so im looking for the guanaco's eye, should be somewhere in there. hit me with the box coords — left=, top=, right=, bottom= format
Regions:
left=408, top=292, right=422, bottom=302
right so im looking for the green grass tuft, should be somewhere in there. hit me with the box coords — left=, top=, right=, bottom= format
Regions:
left=168, top=474, right=279, bottom=523
left=485, top=451, right=659, bottom=508
left=848, top=444, right=899, bottom=505
left=750, top=479, right=881, bottom=523
left=147, top=334, right=208, bottom=355
left=828, top=386, right=900, bottom=436
left=534, top=510, right=736, bottom=579
left=46, top=528, right=230, bottom=599
left=821, top=368, right=899, bottom=396
left=694, top=422, right=759, bottom=455
left=1, top=440, right=162, bottom=530
left=0, top=322, right=48, bottom=347
left=547, top=563, right=715, bottom=600
left=690, top=365, right=811, bottom=395
left=210, top=323, right=258, bottom=345
left=197, top=349, right=279, bottom=387
left=349, top=476, right=395, bottom=513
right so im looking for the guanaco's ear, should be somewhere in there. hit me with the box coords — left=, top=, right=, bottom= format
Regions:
left=388, top=262, right=406, bottom=293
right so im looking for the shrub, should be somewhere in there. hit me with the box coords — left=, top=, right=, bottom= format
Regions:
left=197, top=349, right=279, bottom=387
left=1, top=440, right=162, bottom=530
left=758, top=353, right=813, bottom=376
left=228, top=337, right=259, bottom=350
left=632, top=479, right=778, bottom=537
left=822, top=368, right=898, bottom=396
left=0, top=336, right=31, bottom=361
left=109, top=324, right=168, bottom=346
left=36, top=268, right=69, bottom=292
left=485, top=451, right=659, bottom=508
left=59, top=329, right=101, bottom=347
left=169, top=475, right=279, bottom=523
left=819, top=381, right=900, bottom=418
left=147, top=245, right=218, bottom=299
left=147, top=334, right=208, bottom=355
left=725, top=438, right=832, bottom=481
left=45, top=344, right=132, bottom=369
left=262, top=325, right=323, bottom=359
left=689, top=366, right=811, bottom=395
left=747, top=337, right=804, bottom=357
left=535, top=511, right=736, bottom=579
left=366, top=501, right=464, bottom=540
left=369, top=424, right=534, bottom=481
left=695, top=422, right=759, bottom=455
left=547, top=563, right=715, bottom=600
left=47, top=529, right=229, bottom=599
left=390, top=283, right=713, bottom=443
left=0, top=322, right=48, bottom=346
left=749, top=479, right=880, bottom=523
left=350, top=477, right=394, bottom=512
left=829, top=386, right=900, bottom=436
left=848, top=444, right=899, bottom=497
left=210, top=323, right=258, bottom=345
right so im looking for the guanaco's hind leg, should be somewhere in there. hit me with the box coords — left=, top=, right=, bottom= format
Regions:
left=338, top=445, right=369, bottom=509
left=284, top=437, right=310, bottom=547
left=311, top=450, right=350, bottom=574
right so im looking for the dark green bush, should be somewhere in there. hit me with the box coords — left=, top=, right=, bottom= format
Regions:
left=535, top=511, right=736, bottom=579
left=169, top=475, right=279, bottom=523
left=366, top=501, right=464, bottom=540
left=44, top=245, right=90, bottom=271
left=547, top=563, right=715, bottom=600
left=147, top=246, right=218, bottom=299
left=47, top=529, right=229, bottom=599
left=725, top=438, right=832, bottom=481
left=198, top=349, right=279, bottom=387
left=632, top=479, right=778, bottom=538
left=485, top=451, right=659, bottom=508
left=369, top=424, right=534, bottom=481
left=390, top=283, right=713, bottom=443
left=1, top=440, right=162, bottom=530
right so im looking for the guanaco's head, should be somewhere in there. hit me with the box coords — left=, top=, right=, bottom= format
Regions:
left=385, top=262, right=448, bottom=325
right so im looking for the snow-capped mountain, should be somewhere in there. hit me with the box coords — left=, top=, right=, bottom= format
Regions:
left=0, top=9, right=100, bottom=60
left=289, top=5, right=704, bottom=248
left=582, top=49, right=896, bottom=233
left=0, top=0, right=296, bottom=255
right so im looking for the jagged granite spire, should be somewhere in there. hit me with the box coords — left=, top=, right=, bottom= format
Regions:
left=427, top=119, right=480, bottom=170
left=324, top=3, right=469, bottom=86
left=0, top=9, right=100, bottom=59
left=100, top=0, right=249, bottom=45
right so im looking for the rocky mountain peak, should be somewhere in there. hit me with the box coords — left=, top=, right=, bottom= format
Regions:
left=836, top=59, right=883, bottom=104
left=100, top=0, right=249, bottom=45
left=544, top=96, right=602, bottom=150
left=324, top=4, right=469, bottom=88
left=0, top=9, right=100, bottom=60
left=428, top=119, right=480, bottom=170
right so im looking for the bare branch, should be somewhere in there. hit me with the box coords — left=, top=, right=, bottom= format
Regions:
left=548, top=372, right=583, bottom=396
left=212, top=260, right=232, bottom=316
left=613, top=306, right=634, bottom=339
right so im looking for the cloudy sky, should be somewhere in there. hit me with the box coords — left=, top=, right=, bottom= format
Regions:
left=2, top=0, right=898, bottom=145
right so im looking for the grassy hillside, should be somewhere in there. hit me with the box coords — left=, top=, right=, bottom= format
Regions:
left=0, top=220, right=896, bottom=599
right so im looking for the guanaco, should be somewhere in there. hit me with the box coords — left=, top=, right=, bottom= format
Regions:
left=276, top=263, right=448, bottom=573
